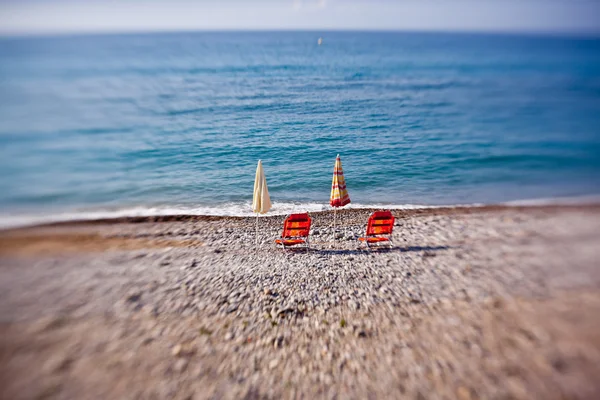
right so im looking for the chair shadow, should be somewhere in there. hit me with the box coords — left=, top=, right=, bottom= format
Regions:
left=314, top=245, right=452, bottom=256
left=313, top=249, right=365, bottom=256
left=397, top=245, right=451, bottom=252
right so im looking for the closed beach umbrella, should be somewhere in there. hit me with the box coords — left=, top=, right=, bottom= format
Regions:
left=330, top=154, right=350, bottom=238
left=253, top=160, right=272, bottom=245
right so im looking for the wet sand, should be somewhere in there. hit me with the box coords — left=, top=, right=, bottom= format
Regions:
left=1, top=205, right=600, bottom=399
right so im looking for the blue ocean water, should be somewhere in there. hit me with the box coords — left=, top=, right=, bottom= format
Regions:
left=0, top=31, right=599, bottom=224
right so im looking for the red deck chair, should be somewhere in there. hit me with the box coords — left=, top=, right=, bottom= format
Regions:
left=358, top=210, right=395, bottom=250
left=275, top=213, right=311, bottom=250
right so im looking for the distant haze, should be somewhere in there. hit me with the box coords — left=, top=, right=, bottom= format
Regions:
left=0, top=0, right=599, bottom=36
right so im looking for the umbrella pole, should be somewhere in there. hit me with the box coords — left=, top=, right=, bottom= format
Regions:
left=255, top=214, right=259, bottom=247
left=333, top=208, right=337, bottom=243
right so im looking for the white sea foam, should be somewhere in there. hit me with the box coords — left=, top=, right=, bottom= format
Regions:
left=0, top=202, right=325, bottom=229
left=502, top=194, right=600, bottom=207
left=0, top=195, right=598, bottom=230
left=0, top=202, right=437, bottom=229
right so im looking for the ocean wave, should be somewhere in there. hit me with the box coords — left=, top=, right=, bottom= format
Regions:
left=0, top=201, right=443, bottom=229
left=0, top=202, right=322, bottom=229
left=1, top=195, right=598, bottom=230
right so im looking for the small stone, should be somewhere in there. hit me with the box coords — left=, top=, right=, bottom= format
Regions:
left=269, top=359, right=279, bottom=370
left=126, top=291, right=142, bottom=303
left=141, top=337, right=154, bottom=346
left=226, top=305, right=238, bottom=313
left=122, top=350, right=136, bottom=362
left=277, top=307, right=294, bottom=317
left=143, top=305, right=160, bottom=317
left=224, top=332, right=234, bottom=341
left=174, top=358, right=188, bottom=372
left=456, top=386, right=472, bottom=400
left=31, top=316, right=67, bottom=333
left=199, top=327, right=212, bottom=336
left=273, top=336, right=284, bottom=349
left=263, top=288, right=272, bottom=296
left=43, top=354, right=72, bottom=373
left=550, top=356, right=568, bottom=373
left=172, top=344, right=183, bottom=357
left=484, top=296, right=504, bottom=309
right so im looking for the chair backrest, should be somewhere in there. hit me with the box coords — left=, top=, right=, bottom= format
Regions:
left=366, top=211, right=395, bottom=236
left=282, top=213, right=311, bottom=238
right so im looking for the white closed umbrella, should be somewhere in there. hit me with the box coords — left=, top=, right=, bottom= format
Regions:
left=252, top=160, right=272, bottom=245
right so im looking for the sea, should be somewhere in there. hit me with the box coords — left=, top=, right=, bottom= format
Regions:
left=0, top=31, right=599, bottom=227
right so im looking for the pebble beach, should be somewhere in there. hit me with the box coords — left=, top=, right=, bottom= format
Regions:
left=1, top=205, right=600, bottom=399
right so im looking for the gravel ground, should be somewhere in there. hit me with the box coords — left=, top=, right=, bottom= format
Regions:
left=0, top=206, right=599, bottom=399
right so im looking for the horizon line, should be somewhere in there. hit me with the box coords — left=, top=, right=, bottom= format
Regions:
left=1, top=27, right=600, bottom=40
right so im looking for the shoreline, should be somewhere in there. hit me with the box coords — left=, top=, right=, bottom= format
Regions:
left=2, top=201, right=600, bottom=232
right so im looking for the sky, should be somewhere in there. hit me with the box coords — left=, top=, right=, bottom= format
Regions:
left=0, top=0, right=599, bottom=36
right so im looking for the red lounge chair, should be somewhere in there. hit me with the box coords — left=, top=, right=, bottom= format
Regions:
left=358, top=211, right=395, bottom=250
left=275, top=213, right=311, bottom=250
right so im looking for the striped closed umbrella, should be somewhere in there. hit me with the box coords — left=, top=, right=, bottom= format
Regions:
left=330, top=154, right=350, bottom=239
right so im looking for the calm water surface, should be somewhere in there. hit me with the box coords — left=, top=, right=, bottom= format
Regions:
left=0, top=31, right=599, bottom=224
